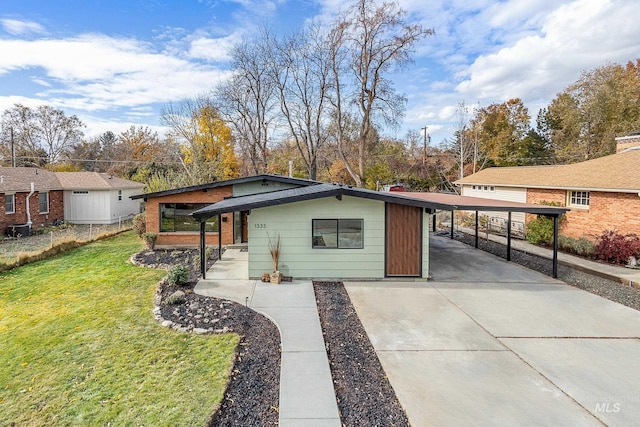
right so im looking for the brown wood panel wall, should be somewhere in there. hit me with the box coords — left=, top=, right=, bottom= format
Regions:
left=386, top=203, right=422, bottom=277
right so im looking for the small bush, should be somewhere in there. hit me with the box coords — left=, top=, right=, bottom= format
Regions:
left=167, top=264, right=189, bottom=286
left=594, top=230, right=640, bottom=265
left=557, top=235, right=596, bottom=258
left=205, top=246, right=214, bottom=261
left=142, top=232, right=157, bottom=250
left=133, top=213, right=146, bottom=238
left=525, top=201, right=565, bottom=246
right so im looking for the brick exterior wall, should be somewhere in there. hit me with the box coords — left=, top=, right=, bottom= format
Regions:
left=1, top=190, right=64, bottom=235
left=145, top=186, right=234, bottom=248
left=526, top=188, right=640, bottom=240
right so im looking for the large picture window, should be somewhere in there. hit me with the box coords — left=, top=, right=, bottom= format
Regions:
left=312, top=219, right=363, bottom=249
left=160, top=203, right=218, bottom=232
left=569, top=191, right=590, bottom=207
left=5, top=194, right=15, bottom=214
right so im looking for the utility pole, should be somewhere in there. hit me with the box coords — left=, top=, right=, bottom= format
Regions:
left=421, top=126, right=429, bottom=165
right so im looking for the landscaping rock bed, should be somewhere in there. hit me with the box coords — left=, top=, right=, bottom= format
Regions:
left=314, top=281, right=410, bottom=427
left=454, top=232, right=640, bottom=312
left=133, top=247, right=280, bottom=426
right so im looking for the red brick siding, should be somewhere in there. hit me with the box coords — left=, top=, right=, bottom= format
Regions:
left=145, top=186, right=234, bottom=247
left=1, top=190, right=64, bottom=234
left=526, top=188, right=640, bottom=240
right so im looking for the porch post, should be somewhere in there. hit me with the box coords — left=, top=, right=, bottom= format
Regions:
left=506, top=211, right=512, bottom=261
left=218, top=214, right=222, bottom=262
left=475, top=210, right=479, bottom=248
left=553, top=215, right=559, bottom=278
left=450, top=211, right=454, bottom=239
left=432, top=213, right=436, bottom=232
left=200, top=221, right=206, bottom=279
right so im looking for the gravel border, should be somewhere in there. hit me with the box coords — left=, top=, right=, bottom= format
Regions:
left=314, top=281, right=410, bottom=427
left=452, top=232, right=640, bottom=312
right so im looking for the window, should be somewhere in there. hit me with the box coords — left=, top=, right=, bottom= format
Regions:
left=489, top=186, right=495, bottom=192
left=117, top=189, right=123, bottom=201
left=72, top=190, right=89, bottom=196
left=5, top=194, right=15, bottom=214
left=160, top=203, right=218, bottom=232
left=39, top=192, right=49, bottom=213
left=312, top=219, right=363, bottom=249
left=569, top=191, right=590, bottom=207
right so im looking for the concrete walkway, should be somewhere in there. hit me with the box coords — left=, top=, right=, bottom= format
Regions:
left=347, top=236, right=640, bottom=427
left=454, top=225, right=640, bottom=286
left=194, top=249, right=341, bottom=426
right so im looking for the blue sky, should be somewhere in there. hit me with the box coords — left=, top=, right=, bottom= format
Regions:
left=1, top=0, right=638, bottom=146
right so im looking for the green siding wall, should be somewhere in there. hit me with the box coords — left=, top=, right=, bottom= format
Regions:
left=247, top=196, right=431, bottom=279
left=248, top=196, right=385, bottom=279
left=232, top=180, right=300, bottom=197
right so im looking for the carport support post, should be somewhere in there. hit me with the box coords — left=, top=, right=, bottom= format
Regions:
left=432, top=213, right=436, bottom=232
left=218, top=214, right=222, bottom=262
left=450, top=211, right=454, bottom=239
left=200, top=221, right=206, bottom=280
left=475, top=210, right=479, bottom=248
left=553, top=215, right=559, bottom=278
left=506, top=211, right=512, bottom=261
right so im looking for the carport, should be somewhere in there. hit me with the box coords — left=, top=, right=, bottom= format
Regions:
left=400, top=192, right=569, bottom=278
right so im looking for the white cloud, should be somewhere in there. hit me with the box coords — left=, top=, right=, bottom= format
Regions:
left=1, top=18, right=45, bottom=36
left=188, top=32, right=243, bottom=62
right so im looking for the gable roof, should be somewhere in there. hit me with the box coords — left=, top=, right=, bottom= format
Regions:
left=0, top=167, right=62, bottom=193
left=55, top=172, right=144, bottom=190
left=192, top=183, right=568, bottom=220
left=130, top=174, right=318, bottom=200
left=455, top=149, right=640, bottom=192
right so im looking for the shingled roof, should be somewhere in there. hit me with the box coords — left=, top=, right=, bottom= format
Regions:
left=0, top=167, right=61, bottom=192
left=55, top=172, right=144, bottom=190
left=455, top=149, right=640, bottom=192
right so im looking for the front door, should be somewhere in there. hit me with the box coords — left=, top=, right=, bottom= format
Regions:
left=385, top=203, right=422, bottom=277
left=241, top=211, right=249, bottom=243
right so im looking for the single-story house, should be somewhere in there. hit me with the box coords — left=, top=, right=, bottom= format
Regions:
left=455, top=135, right=640, bottom=240
left=55, top=172, right=145, bottom=225
left=191, top=182, right=569, bottom=280
left=130, top=175, right=318, bottom=248
left=1, top=167, right=147, bottom=235
left=0, top=167, right=63, bottom=235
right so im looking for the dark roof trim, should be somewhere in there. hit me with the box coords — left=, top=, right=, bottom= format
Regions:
left=191, top=183, right=570, bottom=220
left=130, top=174, right=319, bottom=200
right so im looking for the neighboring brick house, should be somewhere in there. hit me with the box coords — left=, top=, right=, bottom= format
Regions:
left=130, top=175, right=317, bottom=248
left=1, top=167, right=147, bottom=235
left=0, top=167, right=64, bottom=235
left=455, top=135, right=640, bottom=241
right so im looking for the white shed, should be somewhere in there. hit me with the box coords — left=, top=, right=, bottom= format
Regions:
left=55, top=172, right=144, bottom=224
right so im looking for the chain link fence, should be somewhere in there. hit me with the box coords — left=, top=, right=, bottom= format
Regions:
left=0, top=220, right=133, bottom=265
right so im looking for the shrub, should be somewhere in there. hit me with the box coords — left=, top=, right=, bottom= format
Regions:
left=167, top=264, right=189, bottom=286
left=205, top=246, right=214, bottom=261
left=133, top=213, right=146, bottom=238
left=557, top=235, right=596, bottom=258
left=165, top=290, right=186, bottom=305
left=142, top=232, right=157, bottom=250
left=594, top=230, right=640, bottom=265
left=525, top=201, right=565, bottom=246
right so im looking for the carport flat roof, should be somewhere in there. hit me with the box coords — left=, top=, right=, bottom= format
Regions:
left=399, top=192, right=569, bottom=215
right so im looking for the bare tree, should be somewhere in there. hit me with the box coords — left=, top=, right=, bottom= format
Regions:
left=270, top=25, right=332, bottom=179
left=215, top=33, right=278, bottom=175
left=328, top=0, right=433, bottom=186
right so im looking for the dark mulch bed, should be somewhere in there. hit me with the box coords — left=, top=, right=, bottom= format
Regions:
left=453, top=232, right=640, bottom=311
left=314, top=281, right=410, bottom=427
left=134, top=247, right=280, bottom=426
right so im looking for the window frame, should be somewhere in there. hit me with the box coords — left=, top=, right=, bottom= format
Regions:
left=117, top=189, right=123, bottom=202
left=312, top=218, right=364, bottom=249
left=72, top=190, right=89, bottom=196
left=568, top=190, right=590, bottom=208
left=39, top=191, right=49, bottom=214
left=5, top=193, right=15, bottom=214
left=159, top=203, right=219, bottom=233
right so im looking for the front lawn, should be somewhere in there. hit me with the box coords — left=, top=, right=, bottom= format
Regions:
left=0, top=231, right=238, bottom=426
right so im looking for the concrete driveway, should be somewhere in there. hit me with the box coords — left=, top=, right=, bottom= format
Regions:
left=345, top=236, right=640, bottom=426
